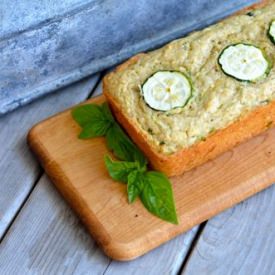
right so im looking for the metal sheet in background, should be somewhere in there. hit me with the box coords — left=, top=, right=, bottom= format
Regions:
left=0, top=0, right=257, bottom=115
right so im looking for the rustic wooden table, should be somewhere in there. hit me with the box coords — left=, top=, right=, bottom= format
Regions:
left=0, top=74, right=274, bottom=274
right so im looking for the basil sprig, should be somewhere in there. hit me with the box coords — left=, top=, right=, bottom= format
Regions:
left=72, top=103, right=178, bottom=224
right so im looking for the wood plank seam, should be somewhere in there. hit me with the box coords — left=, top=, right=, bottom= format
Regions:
left=87, top=73, right=105, bottom=99
left=179, top=184, right=275, bottom=274
left=178, top=222, right=207, bottom=274
left=102, top=261, right=112, bottom=275
left=0, top=169, right=44, bottom=244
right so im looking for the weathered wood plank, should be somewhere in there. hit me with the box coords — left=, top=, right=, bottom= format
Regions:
left=93, top=81, right=103, bottom=97
left=0, top=175, right=110, bottom=274
left=181, top=184, right=275, bottom=275
left=0, top=74, right=100, bottom=238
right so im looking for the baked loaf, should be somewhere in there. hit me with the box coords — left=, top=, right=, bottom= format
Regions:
left=103, top=2, right=275, bottom=177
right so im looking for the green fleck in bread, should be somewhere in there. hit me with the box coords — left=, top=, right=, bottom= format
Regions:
left=103, top=2, right=275, bottom=176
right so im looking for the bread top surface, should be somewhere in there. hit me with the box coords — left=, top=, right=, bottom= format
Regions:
left=104, top=4, right=275, bottom=155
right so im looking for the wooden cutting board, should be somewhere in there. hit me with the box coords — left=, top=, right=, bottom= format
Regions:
left=28, top=95, right=275, bottom=261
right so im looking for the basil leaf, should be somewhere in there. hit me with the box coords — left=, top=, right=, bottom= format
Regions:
left=127, top=170, right=145, bottom=203
left=72, top=104, right=114, bottom=139
left=72, top=104, right=104, bottom=127
left=72, top=104, right=147, bottom=165
left=73, top=103, right=180, bottom=225
left=106, top=123, right=147, bottom=166
left=140, top=171, right=178, bottom=224
left=101, top=102, right=115, bottom=122
left=104, top=155, right=139, bottom=183
left=79, top=120, right=112, bottom=139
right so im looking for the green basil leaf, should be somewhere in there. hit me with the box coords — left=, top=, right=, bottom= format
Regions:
left=78, top=121, right=112, bottom=139
left=104, top=155, right=139, bottom=183
left=73, top=103, right=179, bottom=225
left=101, top=102, right=115, bottom=122
left=106, top=123, right=147, bottom=166
left=73, top=104, right=147, bottom=165
left=72, top=104, right=114, bottom=139
left=132, top=146, right=148, bottom=168
left=127, top=170, right=145, bottom=203
left=72, top=104, right=104, bottom=127
left=140, top=171, right=178, bottom=224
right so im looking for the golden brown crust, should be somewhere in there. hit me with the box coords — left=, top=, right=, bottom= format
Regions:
left=103, top=1, right=274, bottom=177
left=238, top=0, right=271, bottom=13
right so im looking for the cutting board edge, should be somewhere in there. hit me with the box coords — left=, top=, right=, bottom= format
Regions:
left=27, top=125, right=116, bottom=257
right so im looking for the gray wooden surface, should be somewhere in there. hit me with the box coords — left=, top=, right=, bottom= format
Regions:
left=182, top=185, right=275, bottom=275
left=0, top=75, right=274, bottom=275
left=0, top=75, right=100, bottom=239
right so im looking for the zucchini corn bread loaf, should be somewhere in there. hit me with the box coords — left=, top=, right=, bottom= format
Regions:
left=103, top=2, right=275, bottom=177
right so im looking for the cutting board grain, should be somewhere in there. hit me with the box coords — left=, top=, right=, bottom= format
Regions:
left=27, top=95, right=275, bottom=261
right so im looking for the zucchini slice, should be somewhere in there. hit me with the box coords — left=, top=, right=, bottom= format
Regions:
left=268, top=20, right=275, bottom=44
left=218, top=43, right=270, bottom=82
left=141, top=71, right=192, bottom=111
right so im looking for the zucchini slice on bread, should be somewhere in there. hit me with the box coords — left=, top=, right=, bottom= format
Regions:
left=218, top=43, right=270, bottom=82
left=269, top=20, right=275, bottom=44
left=141, top=71, right=192, bottom=111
